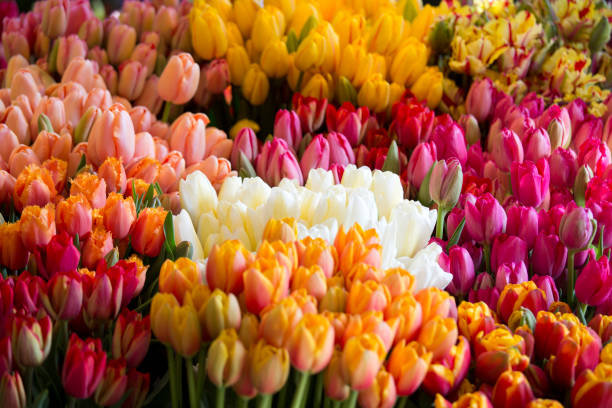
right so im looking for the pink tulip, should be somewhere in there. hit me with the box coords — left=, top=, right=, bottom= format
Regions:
left=487, top=124, right=523, bottom=172
left=429, top=158, right=462, bottom=209
left=87, top=104, right=136, bottom=167
left=31, top=96, right=67, bottom=137
left=464, top=193, right=507, bottom=244
left=55, top=34, right=87, bottom=76
left=135, top=75, right=163, bottom=115
left=129, top=106, right=155, bottom=134
left=519, top=92, right=545, bottom=118
left=495, top=262, right=528, bottom=291
left=3, top=105, right=31, bottom=145
left=183, top=156, right=235, bottom=192
left=536, top=105, right=571, bottom=149
left=505, top=106, right=535, bottom=142
left=32, top=130, right=71, bottom=162
left=159, top=151, right=185, bottom=193
left=446, top=246, right=475, bottom=297
left=506, top=205, right=538, bottom=249
left=492, top=92, right=514, bottom=124
left=559, top=203, right=595, bottom=250
left=41, top=0, right=68, bottom=39
left=573, top=115, right=603, bottom=151
left=255, top=138, right=303, bottom=186
left=273, top=109, right=302, bottom=152
left=8, top=145, right=40, bottom=177
left=230, top=127, right=258, bottom=169
left=406, top=142, right=437, bottom=190
left=98, top=157, right=127, bottom=194
left=120, top=1, right=155, bottom=35
left=100, top=64, right=118, bottom=94
left=490, top=234, right=528, bottom=272
left=326, top=103, right=372, bottom=147
left=531, top=275, right=559, bottom=308
left=133, top=131, right=156, bottom=162
left=566, top=98, right=588, bottom=134
left=576, top=255, right=612, bottom=306
left=169, top=112, right=209, bottom=166
left=431, top=115, right=468, bottom=166
left=327, top=131, right=355, bottom=167
left=78, top=17, right=103, bottom=48
left=117, top=61, right=147, bottom=101
left=2, top=31, right=30, bottom=60
left=466, top=78, right=495, bottom=122
left=549, top=147, right=578, bottom=189
left=205, top=59, right=230, bottom=94
left=129, top=43, right=157, bottom=77
left=154, top=5, right=178, bottom=44
left=62, top=57, right=99, bottom=92
left=510, top=159, right=550, bottom=208
left=83, top=88, right=112, bottom=112
left=204, top=127, right=232, bottom=159
left=292, top=93, right=328, bottom=134
left=587, top=198, right=612, bottom=249
left=158, top=53, right=200, bottom=105
left=300, top=134, right=330, bottom=177
left=523, top=128, right=551, bottom=162
left=9, top=68, right=40, bottom=108
left=0, top=124, right=19, bottom=163
left=578, top=138, right=611, bottom=175
left=107, top=23, right=136, bottom=65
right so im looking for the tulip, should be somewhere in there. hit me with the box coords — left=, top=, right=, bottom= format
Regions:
left=429, top=158, right=462, bottom=211
left=107, top=23, right=136, bottom=65
left=300, top=134, right=330, bottom=176
left=69, top=173, right=106, bottom=210
left=101, top=193, right=136, bottom=240
left=490, top=234, right=528, bottom=273
left=242, top=64, right=270, bottom=106
left=230, top=127, right=258, bottom=170
left=135, top=75, right=163, bottom=115
left=0, top=371, right=25, bottom=408
left=226, top=45, right=250, bottom=87
left=255, top=138, right=303, bottom=186
left=4, top=106, right=31, bottom=146
left=559, top=204, right=594, bottom=250
left=150, top=293, right=179, bottom=345
left=87, top=105, right=136, bottom=167
left=576, top=256, right=612, bottom=306
left=492, top=370, right=534, bottom=408
left=112, top=310, right=150, bottom=369
left=495, top=262, right=529, bottom=291
left=488, top=126, right=524, bottom=172
left=466, top=78, right=496, bottom=122
left=168, top=303, right=201, bottom=358
left=206, top=329, right=246, bottom=388
left=524, top=128, right=551, bottom=163
left=506, top=205, right=538, bottom=249
left=422, top=336, right=471, bottom=396
left=285, top=313, right=333, bottom=374
left=417, top=316, right=458, bottom=360
left=531, top=232, right=566, bottom=278
left=273, top=109, right=302, bottom=152
left=571, top=363, right=612, bottom=408
left=465, top=193, right=507, bottom=244
left=327, top=131, right=355, bottom=167
left=55, top=194, right=92, bottom=238
left=18, top=204, right=55, bottom=251
left=341, top=333, right=386, bottom=391
left=0, top=222, right=29, bottom=271
left=292, top=93, right=328, bottom=135
left=406, top=142, right=437, bottom=191
left=158, top=53, right=200, bottom=105
left=62, top=334, right=107, bottom=399
left=206, top=240, right=251, bottom=294
left=190, top=5, right=228, bottom=59
left=497, top=282, right=548, bottom=324
left=41, top=0, right=68, bottom=38
left=131, top=207, right=168, bottom=258
left=10, top=314, right=52, bottom=367
left=92, top=358, right=128, bottom=406
left=446, top=246, right=475, bottom=298
left=387, top=340, right=432, bottom=396
left=40, top=271, right=82, bottom=320
left=249, top=339, right=290, bottom=395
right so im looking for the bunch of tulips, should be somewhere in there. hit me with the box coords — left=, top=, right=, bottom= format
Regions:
left=0, top=0, right=610, bottom=407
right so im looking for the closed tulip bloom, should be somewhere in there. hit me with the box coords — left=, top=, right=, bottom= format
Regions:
left=358, top=368, right=397, bottom=408
left=358, top=74, right=390, bottom=113
left=41, top=232, right=80, bottom=278
left=490, top=234, right=528, bottom=272
left=40, top=271, right=82, bottom=320
left=78, top=17, right=103, bottom=48
left=495, top=262, right=529, bottom=291
left=407, top=142, right=437, bottom=191
left=429, top=159, right=462, bottom=210
left=447, top=246, right=475, bottom=298
left=259, top=39, right=290, bottom=78
left=158, top=53, right=200, bottom=105
left=204, top=289, right=241, bottom=339
left=274, top=109, right=302, bottom=152
left=341, top=333, right=386, bottom=391
left=327, top=131, right=355, bottom=167
left=387, top=340, right=432, bottom=396
left=230, top=127, right=258, bottom=169
left=0, top=222, right=28, bottom=271
left=288, top=314, right=334, bottom=373
left=2, top=31, right=30, bottom=61
left=346, top=280, right=391, bottom=315
left=31, top=131, right=71, bottom=163
left=168, top=303, right=201, bottom=358
left=206, top=329, right=246, bottom=387
left=390, top=40, right=428, bottom=86
left=117, top=61, right=147, bottom=101
left=9, top=68, right=40, bottom=108
left=0, top=371, right=25, bottom=408
left=301, top=134, right=330, bottom=176
left=93, top=358, right=128, bottom=407
left=170, top=112, right=209, bottom=166
left=531, top=233, right=567, bottom=278
left=150, top=293, right=179, bottom=345
left=87, top=104, right=136, bottom=167
left=112, top=310, right=150, bottom=368
left=259, top=296, right=303, bottom=348
left=466, top=78, right=496, bottom=122
left=0, top=125, right=19, bottom=164
left=101, top=193, right=136, bottom=240
left=226, top=45, right=250, bottom=86
left=55, top=35, right=87, bottom=76
left=571, top=363, right=612, bottom=408
left=576, top=256, right=612, bottom=306
left=511, top=159, right=550, bottom=208
left=206, top=240, right=251, bottom=294
left=190, top=6, right=228, bottom=60
left=4, top=106, right=31, bottom=146
left=242, top=64, right=269, bottom=106
left=492, top=371, right=534, bottom=408
left=131, top=207, right=167, bottom=258
left=41, top=0, right=68, bottom=38
left=205, top=59, right=230, bottom=95
left=255, top=138, right=303, bottom=186
left=62, top=334, right=107, bottom=399
left=488, top=126, right=524, bottom=172
left=19, top=203, right=55, bottom=251
left=11, top=314, right=52, bottom=367
left=249, top=339, right=290, bottom=395
left=55, top=194, right=92, bottom=237
left=159, top=257, right=202, bottom=303
left=497, top=282, right=548, bottom=324
left=524, top=128, right=552, bottom=162
left=135, top=75, right=163, bottom=115
left=559, top=203, right=594, bottom=250
left=465, top=193, right=507, bottom=244
left=81, top=226, right=113, bottom=270
left=411, top=67, right=444, bottom=110
left=107, top=24, right=136, bottom=65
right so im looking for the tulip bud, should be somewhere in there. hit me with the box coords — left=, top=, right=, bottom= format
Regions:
left=0, top=371, right=25, bottom=408
left=249, top=339, right=290, bottom=395
left=341, top=333, right=386, bottom=391
left=42, top=0, right=68, bottom=39
left=492, top=370, right=534, bottom=408
left=576, top=256, right=612, bottom=306
left=429, top=159, right=462, bottom=210
left=158, top=53, right=200, bottom=105
left=573, top=165, right=593, bottom=207
left=466, top=78, right=495, bottom=123
left=465, top=193, right=507, bottom=244
left=387, top=340, right=432, bottom=396
left=40, top=271, right=82, bottom=321
left=429, top=20, right=452, bottom=54
left=559, top=203, right=594, bottom=250
left=206, top=329, right=246, bottom=388
left=242, top=64, right=270, bottom=106
left=131, top=207, right=167, bottom=258
left=107, top=24, right=136, bottom=65
left=112, top=310, right=150, bottom=369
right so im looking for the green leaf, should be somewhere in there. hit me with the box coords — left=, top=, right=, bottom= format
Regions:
left=163, top=211, right=176, bottom=254
left=403, top=0, right=418, bottom=22
left=73, top=233, right=80, bottom=250
left=286, top=30, right=299, bottom=53
left=48, top=40, right=59, bottom=74
left=143, top=372, right=169, bottom=406
left=76, top=154, right=87, bottom=173
left=597, top=225, right=605, bottom=259
left=418, top=165, right=434, bottom=207
left=104, top=247, right=119, bottom=267
left=298, top=16, right=318, bottom=44
left=446, top=217, right=466, bottom=251
left=590, top=16, right=611, bottom=55
left=37, top=113, right=54, bottom=133
left=381, top=140, right=400, bottom=175
left=239, top=152, right=257, bottom=178
left=142, top=184, right=156, bottom=209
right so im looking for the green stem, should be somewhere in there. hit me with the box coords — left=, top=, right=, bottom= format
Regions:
left=313, top=372, right=324, bottom=408
left=237, top=396, right=250, bottom=408
left=133, top=297, right=153, bottom=312
left=167, top=347, right=178, bottom=408
left=323, top=396, right=331, bottom=408
left=276, top=381, right=288, bottom=408
left=435, top=208, right=448, bottom=239
left=396, top=396, right=409, bottom=408
left=290, top=370, right=310, bottom=408
left=25, top=367, right=34, bottom=405
left=161, top=101, right=173, bottom=123
left=483, top=244, right=491, bottom=275
left=186, top=357, right=198, bottom=408
left=256, top=394, right=273, bottom=408
left=345, top=390, right=358, bottom=408
left=567, top=250, right=576, bottom=308
left=214, top=386, right=225, bottom=408
left=195, top=346, right=208, bottom=402
left=176, top=354, right=183, bottom=408
left=67, top=396, right=78, bottom=408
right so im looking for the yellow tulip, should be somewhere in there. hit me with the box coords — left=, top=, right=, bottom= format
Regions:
left=357, top=74, right=391, bottom=113
left=390, top=39, right=429, bottom=86
left=411, top=67, right=443, bottom=109
left=315, top=21, right=340, bottom=74
left=332, top=11, right=366, bottom=48
left=242, top=64, right=270, bottom=105
left=226, top=22, right=244, bottom=47
left=367, top=12, right=406, bottom=56
left=204, top=289, right=242, bottom=339
left=190, top=5, right=228, bottom=60
left=251, top=7, right=284, bottom=53
left=227, top=46, right=250, bottom=86
left=265, top=0, right=296, bottom=23
left=159, top=257, right=202, bottom=303
left=249, top=339, right=290, bottom=395
left=260, top=40, right=290, bottom=78
left=150, top=293, right=179, bottom=345
left=338, top=44, right=373, bottom=88
left=289, top=2, right=319, bottom=35
left=170, top=303, right=202, bottom=357
left=301, top=73, right=332, bottom=100
left=295, top=31, right=327, bottom=72
left=288, top=314, right=334, bottom=373
left=183, top=283, right=212, bottom=340
left=206, top=329, right=247, bottom=387
left=410, top=4, right=436, bottom=41
left=262, top=217, right=297, bottom=243
left=233, top=0, right=260, bottom=39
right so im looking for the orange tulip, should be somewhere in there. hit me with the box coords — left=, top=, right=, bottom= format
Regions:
left=13, top=164, right=56, bottom=211
left=387, top=339, right=432, bottom=396
left=19, top=203, right=55, bottom=250
left=346, top=280, right=391, bottom=314
left=291, top=265, right=328, bottom=301
left=81, top=226, right=113, bottom=269
left=358, top=368, right=397, bottom=408
left=206, top=240, right=252, bottom=294
left=324, top=348, right=350, bottom=401
left=98, top=157, right=127, bottom=195
left=204, top=289, right=241, bottom=339
left=249, top=339, right=290, bottom=395
left=0, top=222, right=29, bottom=270
left=385, top=292, right=423, bottom=344
left=259, top=296, right=304, bottom=348
left=169, top=303, right=202, bottom=358
left=416, top=287, right=456, bottom=324
left=288, top=314, right=335, bottom=373
left=243, top=257, right=289, bottom=314
left=319, top=286, right=347, bottom=313
left=297, top=236, right=337, bottom=278
left=382, top=268, right=415, bottom=299
left=334, top=225, right=382, bottom=275
left=262, top=217, right=298, bottom=243
left=343, top=312, right=397, bottom=352
left=55, top=193, right=92, bottom=238
left=456, top=301, right=497, bottom=342
left=131, top=207, right=167, bottom=257
left=69, top=172, right=107, bottom=209
left=341, top=333, right=386, bottom=391
left=159, top=257, right=202, bottom=303
left=417, top=316, right=458, bottom=360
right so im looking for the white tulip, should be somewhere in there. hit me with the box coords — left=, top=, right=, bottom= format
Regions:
left=341, top=165, right=373, bottom=189
left=237, top=177, right=271, bottom=209
left=370, top=170, right=403, bottom=221
left=218, top=176, right=243, bottom=203
left=344, top=188, right=378, bottom=229
left=390, top=200, right=437, bottom=258
left=398, top=243, right=452, bottom=291
left=306, top=168, right=334, bottom=192
left=179, top=171, right=218, bottom=225
left=311, top=185, right=347, bottom=226
left=173, top=209, right=205, bottom=261
left=197, top=212, right=220, bottom=255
